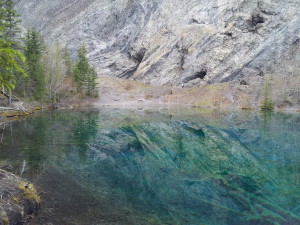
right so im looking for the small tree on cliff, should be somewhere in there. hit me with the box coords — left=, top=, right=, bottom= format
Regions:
left=260, top=76, right=274, bottom=111
left=73, top=45, right=98, bottom=97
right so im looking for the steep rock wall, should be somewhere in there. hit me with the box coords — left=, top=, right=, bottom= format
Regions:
left=13, top=0, right=300, bottom=87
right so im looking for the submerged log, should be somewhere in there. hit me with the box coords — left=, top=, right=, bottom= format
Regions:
left=0, top=170, right=40, bottom=225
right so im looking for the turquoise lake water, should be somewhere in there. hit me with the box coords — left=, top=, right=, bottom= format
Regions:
left=0, top=108, right=299, bottom=225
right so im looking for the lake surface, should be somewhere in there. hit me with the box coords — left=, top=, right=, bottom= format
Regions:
left=0, top=108, right=300, bottom=225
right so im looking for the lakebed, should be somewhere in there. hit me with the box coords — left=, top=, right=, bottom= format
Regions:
left=0, top=107, right=299, bottom=225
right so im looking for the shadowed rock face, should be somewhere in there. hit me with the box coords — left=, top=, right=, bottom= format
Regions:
left=13, top=0, right=300, bottom=87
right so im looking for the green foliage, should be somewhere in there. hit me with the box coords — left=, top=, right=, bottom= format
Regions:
left=0, top=0, right=21, bottom=47
left=0, top=0, right=25, bottom=104
left=0, top=0, right=97, bottom=104
left=0, top=39, right=26, bottom=90
left=23, top=30, right=45, bottom=100
left=73, top=45, right=98, bottom=97
left=63, top=47, right=73, bottom=77
left=260, top=76, right=274, bottom=111
left=73, top=45, right=89, bottom=87
left=85, top=67, right=98, bottom=97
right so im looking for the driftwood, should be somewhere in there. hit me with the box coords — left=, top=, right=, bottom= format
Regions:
left=0, top=104, right=26, bottom=112
left=0, top=107, right=14, bottom=111
left=11, top=102, right=26, bottom=112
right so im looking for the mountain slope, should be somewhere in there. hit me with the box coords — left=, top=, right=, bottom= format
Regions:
left=13, top=0, right=300, bottom=87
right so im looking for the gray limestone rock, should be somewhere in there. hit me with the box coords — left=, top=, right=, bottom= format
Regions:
left=13, top=0, right=300, bottom=88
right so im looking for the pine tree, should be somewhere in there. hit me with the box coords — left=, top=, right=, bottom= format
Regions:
left=0, top=2, right=7, bottom=30
left=260, top=76, right=274, bottom=111
left=0, top=39, right=27, bottom=92
left=73, top=45, right=89, bottom=89
left=0, top=0, right=21, bottom=47
left=23, top=30, right=45, bottom=100
left=85, top=67, right=98, bottom=97
left=73, top=45, right=98, bottom=96
left=0, top=0, right=23, bottom=104
left=63, top=47, right=73, bottom=77
left=0, top=2, right=5, bottom=24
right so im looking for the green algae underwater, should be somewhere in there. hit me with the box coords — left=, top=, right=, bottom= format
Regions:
left=0, top=108, right=299, bottom=225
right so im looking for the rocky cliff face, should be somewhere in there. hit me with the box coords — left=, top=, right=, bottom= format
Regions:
left=13, top=0, right=300, bottom=88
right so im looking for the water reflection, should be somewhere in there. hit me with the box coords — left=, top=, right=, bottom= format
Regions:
left=0, top=108, right=299, bottom=225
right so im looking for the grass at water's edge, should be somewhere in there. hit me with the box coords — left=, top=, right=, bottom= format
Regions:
left=0, top=107, right=44, bottom=122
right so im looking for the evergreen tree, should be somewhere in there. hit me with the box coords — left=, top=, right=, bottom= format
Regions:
left=23, top=30, right=45, bottom=100
left=63, top=47, right=73, bottom=77
left=0, top=2, right=7, bottom=30
left=85, top=67, right=98, bottom=97
left=0, top=2, right=5, bottom=24
left=0, top=0, right=23, bottom=104
left=73, top=45, right=98, bottom=96
left=73, top=45, right=89, bottom=89
left=0, top=0, right=21, bottom=47
left=260, top=76, right=274, bottom=111
left=0, top=39, right=26, bottom=92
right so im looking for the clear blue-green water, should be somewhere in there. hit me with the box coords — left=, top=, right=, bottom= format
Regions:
left=0, top=108, right=300, bottom=225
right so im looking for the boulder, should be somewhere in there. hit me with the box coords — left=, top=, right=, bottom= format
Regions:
left=0, top=170, right=40, bottom=225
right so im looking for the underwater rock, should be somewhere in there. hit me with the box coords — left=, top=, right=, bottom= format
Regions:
left=0, top=170, right=40, bottom=225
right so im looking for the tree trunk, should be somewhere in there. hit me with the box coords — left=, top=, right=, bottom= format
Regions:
left=8, top=89, right=12, bottom=105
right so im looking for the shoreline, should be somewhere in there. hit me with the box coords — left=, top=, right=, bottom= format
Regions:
left=94, top=76, right=300, bottom=113
left=0, top=99, right=298, bottom=125
left=0, top=107, right=44, bottom=122
left=0, top=74, right=299, bottom=123
left=93, top=101, right=300, bottom=113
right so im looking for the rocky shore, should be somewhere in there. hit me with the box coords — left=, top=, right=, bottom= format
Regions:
left=0, top=107, right=43, bottom=122
left=94, top=76, right=300, bottom=111
left=0, top=170, right=40, bottom=225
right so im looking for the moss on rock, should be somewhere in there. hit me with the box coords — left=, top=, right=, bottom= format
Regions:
left=0, top=211, right=9, bottom=225
left=18, top=182, right=40, bottom=204
left=0, top=170, right=40, bottom=225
